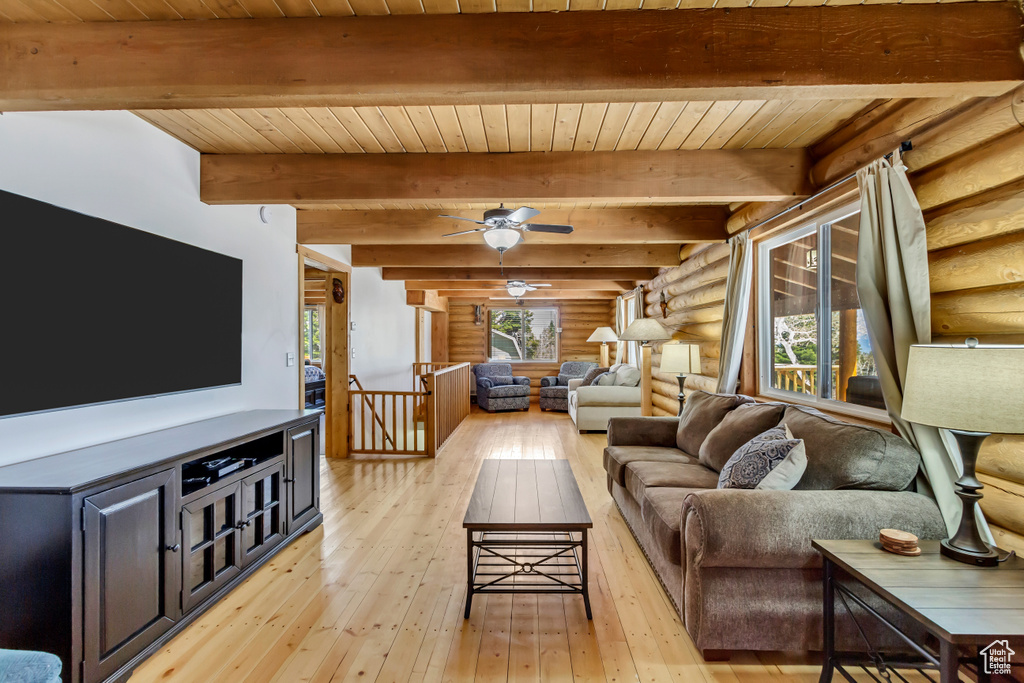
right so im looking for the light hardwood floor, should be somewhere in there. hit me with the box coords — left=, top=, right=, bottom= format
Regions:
left=129, top=407, right=840, bottom=682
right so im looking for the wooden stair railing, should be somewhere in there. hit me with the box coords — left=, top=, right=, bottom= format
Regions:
left=349, top=375, right=396, bottom=448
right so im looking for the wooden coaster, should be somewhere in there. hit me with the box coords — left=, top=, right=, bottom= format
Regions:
left=880, top=529, right=918, bottom=546
left=882, top=545, right=922, bottom=557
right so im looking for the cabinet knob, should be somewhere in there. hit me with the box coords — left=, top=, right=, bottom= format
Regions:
left=236, top=519, right=253, bottom=529
left=166, top=544, right=181, bottom=553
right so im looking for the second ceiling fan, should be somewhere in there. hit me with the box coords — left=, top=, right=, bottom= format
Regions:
left=440, top=205, right=574, bottom=270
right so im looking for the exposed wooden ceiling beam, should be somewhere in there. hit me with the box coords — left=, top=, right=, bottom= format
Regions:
left=353, top=244, right=679, bottom=268
left=382, top=267, right=656, bottom=281
left=404, top=280, right=632, bottom=291
left=201, top=150, right=811, bottom=205
left=4, top=5, right=1022, bottom=111
left=297, top=207, right=728, bottom=245
left=442, top=290, right=621, bottom=300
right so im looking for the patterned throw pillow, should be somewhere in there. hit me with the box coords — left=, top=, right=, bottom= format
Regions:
left=718, top=424, right=807, bottom=490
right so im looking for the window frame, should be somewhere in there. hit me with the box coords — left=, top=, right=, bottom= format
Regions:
left=756, top=203, right=888, bottom=421
left=303, top=305, right=323, bottom=364
left=487, top=306, right=560, bottom=363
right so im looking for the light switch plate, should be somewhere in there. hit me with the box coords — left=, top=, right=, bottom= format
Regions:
left=286, top=352, right=295, bottom=367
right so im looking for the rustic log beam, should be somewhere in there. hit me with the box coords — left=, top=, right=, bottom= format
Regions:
left=201, top=150, right=811, bottom=205
left=931, top=282, right=1024, bottom=336
left=441, top=290, right=621, bottom=300
left=298, top=207, right=729, bottom=245
left=928, top=231, right=1024, bottom=294
left=925, top=177, right=1024, bottom=252
left=645, top=242, right=732, bottom=291
left=355, top=244, right=681, bottom=268
left=382, top=267, right=659, bottom=281
left=4, top=5, right=1022, bottom=111
left=913, top=127, right=1024, bottom=212
left=406, top=290, right=448, bottom=312
left=405, top=280, right=632, bottom=291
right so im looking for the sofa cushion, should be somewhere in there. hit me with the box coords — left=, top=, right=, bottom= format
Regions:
left=676, top=392, right=755, bottom=455
left=603, top=446, right=699, bottom=487
left=699, top=403, right=786, bottom=472
left=640, top=486, right=704, bottom=565
left=718, top=424, right=807, bottom=490
left=576, top=385, right=641, bottom=407
left=539, top=385, right=569, bottom=398
left=625, top=461, right=720, bottom=502
left=614, top=365, right=642, bottom=387
left=488, top=375, right=514, bottom=386
left=487, top=384, right=531, bottom=398
left=781, top=405, right=920, bottom=491
left=596, top=372, right=617, bottom=386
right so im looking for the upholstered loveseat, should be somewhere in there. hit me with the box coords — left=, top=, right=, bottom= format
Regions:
left=568, top=363, right=643, bottom=432
left=539, top=361, right=598, bottom=411
left=603, top=391, right=947, bottom=656
left=473, top=362, right=531, bottom=412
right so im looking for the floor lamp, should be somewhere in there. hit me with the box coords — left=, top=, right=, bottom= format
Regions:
left=587, top=326, right=619, bottom=367
left=902, top=339, right=1024, bottom=566
left=619, top=319, right=672, bottom=417
left=659, top=343, right=701, bottom=416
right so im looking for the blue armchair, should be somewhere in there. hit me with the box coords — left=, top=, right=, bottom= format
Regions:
left=539, top=361, right=599, bottom=411
left=0, top=650, right=62, bottom=683
left=473, top=363, right=531, bottom=412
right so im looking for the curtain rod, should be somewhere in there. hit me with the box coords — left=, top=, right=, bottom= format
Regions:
left=741, top=140, right=913, bottom=237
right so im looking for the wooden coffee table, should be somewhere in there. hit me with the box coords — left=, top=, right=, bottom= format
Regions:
left=463, top=459, right=593, bottom=619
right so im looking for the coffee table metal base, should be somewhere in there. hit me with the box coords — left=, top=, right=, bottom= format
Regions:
left=464, top=529, right=592, bottom=619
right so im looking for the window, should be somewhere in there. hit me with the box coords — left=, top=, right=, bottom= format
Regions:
left=303, top=306, right=323, bottom=363
left=489, top=308, right=558, bottom=362
left=757, top=204, right=884, bottom=417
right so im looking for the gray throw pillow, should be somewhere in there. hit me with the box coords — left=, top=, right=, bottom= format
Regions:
left=595, top=371, right=617, bottom=386
left=718, top=424, right=807, bottom=490
left=613, top=365, right=641, bottom=387
left=675, top=391, right=754, bottom=456
left=699, top=402, right=786, bottom=472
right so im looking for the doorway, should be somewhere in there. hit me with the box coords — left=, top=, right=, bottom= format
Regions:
left=297, top=246, right=351, bottom=459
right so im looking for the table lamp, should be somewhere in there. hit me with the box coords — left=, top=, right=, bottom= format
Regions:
left=619, top=319, right=673, bottom=417
left=901, top=338, right=1024, bottom=566
left=659, top=343, right=701, bottom=416
left=587, top=326, right=619, bottom=367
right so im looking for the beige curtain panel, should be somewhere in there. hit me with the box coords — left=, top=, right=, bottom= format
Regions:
left=855, top=153, right=981, bottom=538
left=716, top=232, right=752, bottom=395
left=614, top=295, right=626, bottom=365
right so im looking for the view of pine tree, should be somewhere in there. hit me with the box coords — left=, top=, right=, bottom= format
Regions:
left=538, top=321, right=557, bottom=360
left=489, top=309, right=556, bottom=361
left=303, top=307, right=322, bottom=361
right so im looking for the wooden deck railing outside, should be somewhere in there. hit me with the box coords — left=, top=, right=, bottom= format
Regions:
left=773, top=364, right=840, bottom=395
left=350, top=362, right=471, bottom=457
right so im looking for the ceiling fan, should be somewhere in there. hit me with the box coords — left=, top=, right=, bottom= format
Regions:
left=440, top=205, right=574, bottom=270
left=490, top=280, right=552, bottom=297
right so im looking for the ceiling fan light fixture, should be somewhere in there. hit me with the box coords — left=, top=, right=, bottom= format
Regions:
left=506, top=283, right=528, bottom=297
left=483, top=228, right=521, bottom=252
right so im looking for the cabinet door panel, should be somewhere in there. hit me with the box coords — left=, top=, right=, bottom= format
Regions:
left=84, top=469, right=179, bottom=683
left=240, top=462, right=285, bottom=567
left=286, top=422, right=320, bottom=533
left=181, top=483, right=241, bottom=614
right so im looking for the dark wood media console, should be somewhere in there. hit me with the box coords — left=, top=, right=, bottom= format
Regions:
left=0, top=409, right=323, bottom=683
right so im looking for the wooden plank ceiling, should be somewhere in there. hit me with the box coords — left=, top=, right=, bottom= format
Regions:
left=3, top=3, right=1019, bottom=301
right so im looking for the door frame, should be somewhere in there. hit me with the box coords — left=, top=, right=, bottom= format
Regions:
left=297, top=245, right=351, bottom=459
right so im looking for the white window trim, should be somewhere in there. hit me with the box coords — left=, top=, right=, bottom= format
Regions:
left=487, top=307, right=560, bottom=363
left=756, top=203, right=889, bottom=422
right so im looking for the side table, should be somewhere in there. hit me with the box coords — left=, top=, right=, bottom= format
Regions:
left=813, top=539, right=1024, bottom=683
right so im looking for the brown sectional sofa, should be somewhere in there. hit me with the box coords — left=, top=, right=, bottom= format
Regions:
left=603, top=392, right=948, bottom=656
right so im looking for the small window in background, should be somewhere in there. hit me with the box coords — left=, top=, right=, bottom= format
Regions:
left=758, top=205, right=883, bottom=417
left=489, top=308, right=558, bottom=362
left=303, top=306, right=322, bottom=363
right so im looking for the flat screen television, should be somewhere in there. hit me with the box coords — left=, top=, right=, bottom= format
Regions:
left=0, top=189, right=243, bottom=418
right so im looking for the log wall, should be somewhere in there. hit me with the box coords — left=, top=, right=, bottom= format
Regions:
left=643, top=242, right=729, bottom=417
left=448, top=298, right=616, bottom=402
left=725, top=89, right=1024, bottom=553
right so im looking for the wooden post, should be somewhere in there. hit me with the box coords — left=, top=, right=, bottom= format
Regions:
left=425, top=373, right=437, bottom=458
left=837, top=308, right=858, bottom=401
left=415, top=308, right=429, bottom=364
left=641, top=344, right=653, bottom=417
left=431, top=312, right=449, bottom=363
left=324, top=271, right=350, bottom=459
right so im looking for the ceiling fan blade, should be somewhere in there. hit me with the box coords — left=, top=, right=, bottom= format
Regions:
left=532, top=283, right=552, bottom=287
left=506, top=206, right=541, bottom=224
left=442, top=228, right=488, bottom=237
left=439, top=215, right=487, bottom=225
left=522, top=223, right=574, bottom=234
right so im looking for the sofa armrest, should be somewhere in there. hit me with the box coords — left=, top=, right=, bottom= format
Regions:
left=607, top=416, right=678, bottom=448
left=683, top=489, right=947, bottom=571
left=476, top=377, right=494, bottom=390
left=576, top=385, right=641, bottom=407
left=567, top=378, right=584, bottom=392
left=541, top=376, right=558, bottom=387
left=513, top=376, right=531, bottom=387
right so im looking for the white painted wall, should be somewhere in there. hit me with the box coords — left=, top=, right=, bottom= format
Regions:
left=0, top=111, right=301, bottom=467
left=299, top=245, right=417, bottom=393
